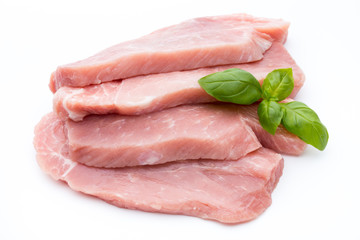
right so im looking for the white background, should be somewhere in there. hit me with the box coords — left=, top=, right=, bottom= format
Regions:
left=1, top=0, right=359, bottom=239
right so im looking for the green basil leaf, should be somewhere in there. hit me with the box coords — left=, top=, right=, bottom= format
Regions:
left=262, top=68, right=294, bottom=101
left=280, top=101, right=329, bottom=150
left=258, top=100, right=283, bottom=135
left=198, top=68, right=262, bottom=105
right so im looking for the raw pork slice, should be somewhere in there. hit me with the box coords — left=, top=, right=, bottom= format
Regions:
left=49, top=14, right=289, bottom=92
left=66, top=104, right=261, bottom=168
left=54, top=42, right=304, bottom=121
left=66, top=102, right=305, bottom=169
left=34, top=112, right=284, bottom=223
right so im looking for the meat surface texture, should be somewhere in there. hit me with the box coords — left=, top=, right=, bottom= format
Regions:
left=34, top=112, right=284, bottom=223
left=65, top=103, right=305, bottom=169
left=66, top=104, right=261, bottom=168
left=54, top=42, right=305, bottom=122
left=49, top=14, right=289, bottom=92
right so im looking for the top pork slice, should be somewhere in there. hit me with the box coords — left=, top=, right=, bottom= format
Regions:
left=49, top=14, right=289, bottom=92
left=66, top=104, right=261, bottom=168
left=54, top=42, right=304, bottom=121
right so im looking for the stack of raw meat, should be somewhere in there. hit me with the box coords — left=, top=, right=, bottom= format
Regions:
left=34, top=14, right=307, bottom=223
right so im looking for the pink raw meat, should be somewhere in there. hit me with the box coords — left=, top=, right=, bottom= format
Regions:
left=54, top=42, right=304, bottom=121
left=34, top=112, right=284, bottom=223
left=49, top=14, right=289, bottom=92
left=65, top=102, right=305, bottom=169
left=66, top=104, right=261, bottom=168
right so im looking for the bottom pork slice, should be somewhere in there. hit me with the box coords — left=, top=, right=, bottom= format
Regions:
left=34, top=112, right=284, bottom=223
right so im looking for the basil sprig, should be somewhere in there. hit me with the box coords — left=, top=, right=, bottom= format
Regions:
left=198, top=68, right=328, bottom=151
